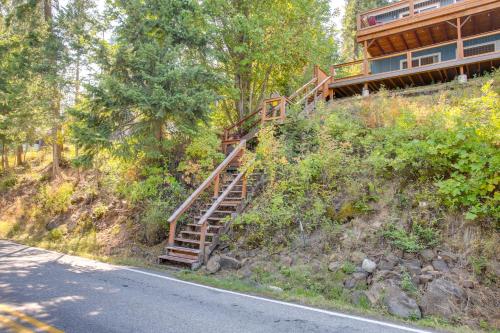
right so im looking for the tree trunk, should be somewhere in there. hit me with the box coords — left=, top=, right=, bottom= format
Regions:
left=3, top=145, right=9, bottom=170
left=16, top=145, right=23, bottom=166
left=44, top=0, right=62, bottom=177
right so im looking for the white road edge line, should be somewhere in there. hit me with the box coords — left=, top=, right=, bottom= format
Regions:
left=2, top=241, right=434, bottom=333
left=122, top=267, right=434, bottom=333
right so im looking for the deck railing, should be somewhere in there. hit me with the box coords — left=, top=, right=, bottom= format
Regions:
left=358, top=0, right=464, bottom=30
left=332, top=30, right=500, bottom=82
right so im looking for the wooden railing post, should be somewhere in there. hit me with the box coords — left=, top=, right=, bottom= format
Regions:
left=213, top=174, right=220, bottom=198
left=280, top=97, right=286, bottom=120
left=168, top=220, right=176, bottom=245
left=457, top=17, right=464, bottom=60
left=406, top=51, right=412, bottom=69
left=409, top=0, right=415, bottom=17
left=199, top=221, right=208, bottom=262
left=242, top=174, right=248, bottom=199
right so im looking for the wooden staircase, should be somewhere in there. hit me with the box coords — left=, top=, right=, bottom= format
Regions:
left=158, top=66, right=332, bottom=269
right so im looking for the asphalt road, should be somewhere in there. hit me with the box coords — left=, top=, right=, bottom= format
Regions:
left=0, top=240, right=436, bottom=333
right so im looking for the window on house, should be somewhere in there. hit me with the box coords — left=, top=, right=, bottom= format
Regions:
left=463, top=42, right=497, bottom=57
left=400, top=53, right=441, bottom=70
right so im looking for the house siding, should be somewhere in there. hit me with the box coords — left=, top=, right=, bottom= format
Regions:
left=463, top=33, right=500, bottom=48
left=412, top=43, right=457, bottom=61
left=371, top=43, right=457, bottom=74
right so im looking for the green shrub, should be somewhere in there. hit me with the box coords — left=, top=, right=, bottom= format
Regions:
left=401, top=271, right=417, bottom=295
left=38, top=182, right=75, bottom=214
left=341, top=261, right=356, bottom=274
left=0, top=174, right=16, bottom=193
left=382, top=223, right=439, bottom=253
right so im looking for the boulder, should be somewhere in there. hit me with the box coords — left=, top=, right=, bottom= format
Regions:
left=219, top=255, right=241, bottom=270
left=344, top=271, right=368, bottom=289
left=419, top=274, right=433, bottom=284
left=378, top=259, right=397, bottom=271
left=432, top=259, right=450, bottom=273
left=350, top=251, right=366, bottom=265
left=351, top=290, right=371, bottom=306
left=401, top=259, right=422, bottom=276
left=461, top=280, right=474, bottom=289
left=280, top=255, right=294, bottom=267
left=437, top=250, right=457, bottom=263
left=420, top=278, right=465, bottom=319
left=383, top=286, right=421, bottom=319
left=420, top=249, right=435, bottom=262
left=207, top=255, right=221, bottom=274
left=268, top=285, right=283, bottom=293
left=421, top=265, right=434, bottom=273
left=362, top=258, right=377, bottom=273
left=328, top=261, right=341, bottom=272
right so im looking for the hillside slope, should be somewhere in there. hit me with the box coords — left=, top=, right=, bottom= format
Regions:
left=1, top=73, right=499, bottom=332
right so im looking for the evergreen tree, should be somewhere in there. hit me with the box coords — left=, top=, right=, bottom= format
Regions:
left=72, top=0, right=218, bottom=165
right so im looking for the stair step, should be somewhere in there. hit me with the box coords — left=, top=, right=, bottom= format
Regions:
left=195, top=216, right=226, bottom=221
left=187, top=224, right=223, bottom=229
left=166, top=246, right=200, bottom=254
left=175, top=238, right=211, bottom=245
left=181, top=230, right=215, bottom=237
left=207, top=201, right=241, bottom=207
left=158, top=254, right=198, bottom=264
left=199, top=210, right=233, bottom=214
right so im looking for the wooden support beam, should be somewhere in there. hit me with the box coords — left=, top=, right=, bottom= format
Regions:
left=457, top=17, right=464, bottom=60
left=413, top=30, right=423, bottom=48
left=427, top=27, right=435, bottom=44
left=427, top=72, right=434, bottom=82
left=386, top=37, right=397, bottom=53
left=400, top=34, right=409, bottom=50
left=375, top=39, right=385, bottom=54
left=363, top=40, right=369, bottom=76
left=407, top=75, right=416, bottom=86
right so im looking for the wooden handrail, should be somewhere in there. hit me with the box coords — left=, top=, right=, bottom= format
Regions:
left=288, top=77, right=317, bottom=101
left=296, top=76, right=331, bottom=105
left=333, top=60, right=364, bottom=68
left=197, top=167, right=247, bottom=226
left=224, top=107, right=262, bottom=136
left=167, top=140, right=247, bottom=225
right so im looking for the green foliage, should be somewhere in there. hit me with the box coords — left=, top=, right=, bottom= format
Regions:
left=204, top=0, right=337, bottom=124
left=470, top=256, right=488, bottom=277
left=382, top=223, right=440, bottom=253
left=72, top=0, right=218, bottom=163
left=178, top=131, right=225, bottom=185
left=38, top=182, right=75, bottom=215
left=341, top=261, right=356, bottom=275
left=0, top=174, right=16, bottom=192
left=401, top=271, right=418, bottom=295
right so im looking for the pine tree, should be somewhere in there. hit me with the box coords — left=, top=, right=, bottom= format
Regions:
left=72, top=0, right=218, bottom=165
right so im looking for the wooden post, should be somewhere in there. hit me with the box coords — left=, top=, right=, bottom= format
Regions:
left=409, top=0, right=415, bottom=17
left=213, top=174, right=220, bottom=198
left=329, top=65, right=335, bottom=81
left=199, top=222, right=208, bottom=262
left=363, top=41, right=369, bottom=76
left=168, top=221, right=176, bottom=245
left=241, top=175, right=247, bottom=199
left=457, top=17, right=464, bottom=60
left=407, top=51, right=412, bottom=69
left=280, top=97, right=286, bottom=120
